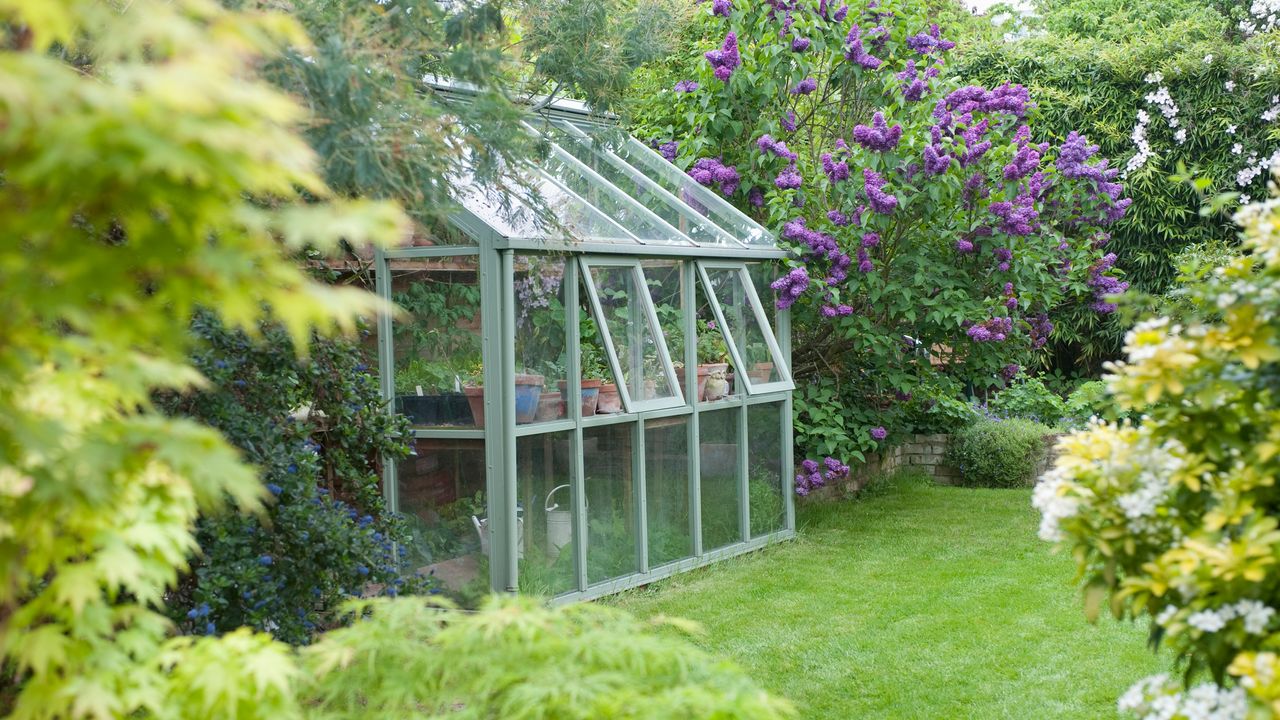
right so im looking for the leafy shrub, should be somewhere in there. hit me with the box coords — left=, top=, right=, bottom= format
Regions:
left=630, top=0, right=1132, bottom=469
left=947, top=418, right=1053, bottom=488
left=988, top=373, right=1068, bottom=426
left=303, top=596, right=794, bottom=719
left=1060, top=380, right=1113, bottom=428
left=160, top=314, right=418, bottom=644
left=1034, top=185, right=1280, bottom=715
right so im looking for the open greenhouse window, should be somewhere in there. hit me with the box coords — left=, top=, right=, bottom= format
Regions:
left=697, top=262, right=793, bottom=395
left=579, top=258, right=684, bottom=413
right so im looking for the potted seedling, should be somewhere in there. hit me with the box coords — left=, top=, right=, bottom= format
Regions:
left=697, top=320, right=730, bottom=401
left=462, top=363, right=486, bottom=428
left=395, top=358, right=472, bottom=426
left=534, top=361, right=566, bottom=422
left=745, top=341, right=775, bottom=385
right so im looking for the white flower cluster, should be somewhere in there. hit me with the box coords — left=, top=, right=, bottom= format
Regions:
left=1236, top=147, right=1280, bottom=187
left=1186, top=601, right=1276, bottom=635
left=1127, top=110, right=1154, bottom=176
left=1032, top=466, right=1079, bottom=542
left=1118, top=674, right=1248, bottom=720
left=1114, top=439, right=1183, bottom=523
left=1240, top=0, right=1280, bottom=36
left=1127, top=77, right=1186, bottom=174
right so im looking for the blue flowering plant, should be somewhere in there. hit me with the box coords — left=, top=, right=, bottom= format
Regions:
left=633, top=0, right=1131, bottom=468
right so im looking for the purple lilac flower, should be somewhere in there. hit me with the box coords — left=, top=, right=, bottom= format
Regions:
left=688, top=157, right=740, bottom=196
left=781, top=110, right=798, bottom=132
left=833, top=4, right=848, bottom=21
left=657, top=141, right=678, bottom=163
left=852, top=112, right=903, bottom=152
left=1003, top=141, right=1040, bottom=181
left=1087, top=253, right=1129, bottom=313
left=712, top=0, right=731, bottom=16
left=775, top=164, right=803, bottom=189
left=770, top=266, right=811, bottom=309
left=989, top=194, right=1038, bottom=236
left=966, top=316, right=1013, bottom=342
left=958, top=118, right=992, bottom=167
left=1028, top=313, right=1053, bottom=349
left=1001, top=363, right=1020, bottom=381
left=705, top=32, right=741, bottom=82
left=821, top=152, right=850, bottom=183
left=1057, top=131, right=1132, bottom=224
left=870, top=426, right=888, bottom=440
left=748, top=187, right=765, bottom=207
left=856, top=247, right=874, bottom=273
left=923, top=144, right=951, bottom=175
left=861, top=232, right=880, bottom=248
left=844, top=24, right=882, bottom=69
left=955, top=238, right=975, bottom=254
left=792, top=36, right=811, bottom=52
left=962, top=172, right=988, bottom=209
left=943, top=83, right=1030, bottom=118
left=791, top=77, right=818, bottom=95
left=897, top=61, right=930, bottom=101
left=802, top=458, right=819, bottom=473
left=757, top=134, right=799, bottom=161
left=823, top=457, right=851, bottom=483
left=905, top=23, right=956, bottom=56
left=863, top=168, right=898, bottom=215
left=673, top=80, right=700, bottom=93
left=827, top=209, right=850, bottom=226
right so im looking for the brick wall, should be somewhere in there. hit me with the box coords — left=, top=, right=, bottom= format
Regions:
left=819, top=432, right=1062, bottom=496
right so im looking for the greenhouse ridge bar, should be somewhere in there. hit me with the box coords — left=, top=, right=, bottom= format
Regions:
left=375, top=82, right=796, bottom=603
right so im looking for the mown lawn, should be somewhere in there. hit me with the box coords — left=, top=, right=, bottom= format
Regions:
left=607, top=472, right=1169, bottom=719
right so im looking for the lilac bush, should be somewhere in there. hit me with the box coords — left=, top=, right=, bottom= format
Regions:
left=632, top=0, right=1130, bottom=471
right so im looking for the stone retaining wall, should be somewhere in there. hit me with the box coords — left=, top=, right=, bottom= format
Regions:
left=822, top=432, right=1061, bottom=496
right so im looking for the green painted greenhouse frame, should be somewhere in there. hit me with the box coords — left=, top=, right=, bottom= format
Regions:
left=375, top=84, right=795, bottom=603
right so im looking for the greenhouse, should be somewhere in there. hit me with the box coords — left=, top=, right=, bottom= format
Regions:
left=375, top=85, right=795, bottom=602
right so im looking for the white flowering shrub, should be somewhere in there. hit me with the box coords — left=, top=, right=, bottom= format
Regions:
left=1034, top=175, right=1280, bottom=718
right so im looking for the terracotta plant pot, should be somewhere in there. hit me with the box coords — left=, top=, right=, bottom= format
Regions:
left=463, top=385, right=485, bottom=428
left=514, top=374, right=545, bottom=424
left=559, top=378, right=602, bottom=417
left=697, top=363, right=730, bottom=401
left=534, top=391, right=564, bottom=422
left=747, top=362, right=774, bottom=385
left=596, top=383, right=622, bottom=413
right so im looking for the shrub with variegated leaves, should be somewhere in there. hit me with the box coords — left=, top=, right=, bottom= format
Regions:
left=1034, top=172, right=1280, bottom=719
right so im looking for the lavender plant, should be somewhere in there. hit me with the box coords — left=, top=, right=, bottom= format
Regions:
left=630, top=0, right=1131, bottom=469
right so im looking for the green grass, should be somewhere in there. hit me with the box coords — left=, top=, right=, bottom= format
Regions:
left=607, top=471, right=1169, bottom=719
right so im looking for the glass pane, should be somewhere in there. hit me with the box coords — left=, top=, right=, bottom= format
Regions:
left=584, top=424, right=640, bottom=584
left=537, top=148, right=676, bottom=243
left=747, top=261, right=780, bottom=340
left=454, top=164, right=634, bottom=242
left=748, top=403, right=786, bottom=538
left=580, top=278, right=622, bottom=415
left=397, top=439, right=488, bottom=606
left=391, top=258, right=483, bottom=429
left=545, top=121, right=729, bottom=247
left=695, top=281, right=740, bottom=402
left=646, top=417, right=692, bottom=567
left=514, top=255, right=567, bottom=425
left=699, top=408, right=741, bottom=551
left=642, top=259, right=689, bottom=402
left=610, top=139, right=772, bottom=246
left=516, top=432, right=578, bottom=597
left=588, top=264, right=676, bottom=405
left=704, top=267, right=785, bottom=388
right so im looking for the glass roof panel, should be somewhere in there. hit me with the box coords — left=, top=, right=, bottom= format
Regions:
left=609, top=140, right=774, bottom=247
left=533, top=144, right=679, bottom=244
left=448, top=113, right=776, bottom=249
left=451, top=165, right=635, bottom=242
left=542, top=120, right=737, bottom=247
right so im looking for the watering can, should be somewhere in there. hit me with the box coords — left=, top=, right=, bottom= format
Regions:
left=544, top=484, right=574, bottom=560
left=472, top=506, right=524, bottom=559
